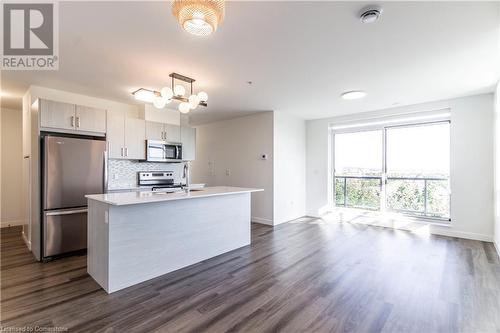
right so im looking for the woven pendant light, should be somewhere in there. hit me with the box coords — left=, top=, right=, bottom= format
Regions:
left=172, top=0, right=225, bottom=36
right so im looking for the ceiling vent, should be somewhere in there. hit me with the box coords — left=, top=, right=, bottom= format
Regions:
left=359, top=6, right=383, bottom=24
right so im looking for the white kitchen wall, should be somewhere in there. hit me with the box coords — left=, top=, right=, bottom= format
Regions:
left=494, top=82, right=500, bottom=253
left=108, top=160, right=185, bottom=189
left=1, top=108, right=26, bottom=227
left=191, top=112, right=274, bottom=224
left=307, top=93, right=495, bottom=241
left=273, top=111, right=306, bottom=225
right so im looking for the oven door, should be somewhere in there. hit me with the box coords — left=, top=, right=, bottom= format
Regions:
left=147, top=141, right=166, bottom=162
left=164, top=144, right=179, bottom=160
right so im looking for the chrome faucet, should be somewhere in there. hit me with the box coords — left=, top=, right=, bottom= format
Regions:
left=182, top=162, right=190, bottom=193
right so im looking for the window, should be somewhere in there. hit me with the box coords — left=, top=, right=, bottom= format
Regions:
left=333, top=121, right=450, bottom=220
left=385, top=122, right=450, bottom=218
left=334, top=130, right=382, bottom=210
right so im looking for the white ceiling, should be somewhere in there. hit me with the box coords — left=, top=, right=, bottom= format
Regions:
left=2, top=1, right=499, bottom=124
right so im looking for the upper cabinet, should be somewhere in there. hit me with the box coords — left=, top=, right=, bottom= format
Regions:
left=145, top=121, right=181, bottom=143
left=181, top=126, right=196, bottom=161
left=165, top=124, right=180, bottom=143
left=107, top=114, right=146, bottom=160
left=40, top=100, right=76, bottom=130
left=75, top=105, right=106, bottom=133
left=125, top=118, right=146, bottom=160
left=106, top=114, right=126, bottom=159
left=145, top=121, right=164, bottom=141
left=39, top=99, right=106, bottom=134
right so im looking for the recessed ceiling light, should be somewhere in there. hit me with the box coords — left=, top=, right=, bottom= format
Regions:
left=359, top=6, right=383, bottom=24
left=341, top=91, right=367, bottom=100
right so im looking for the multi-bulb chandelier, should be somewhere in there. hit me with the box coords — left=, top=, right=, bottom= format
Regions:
left=172, top=0, right=225, bottom=36
left=132, top=73, right=208, bottom=114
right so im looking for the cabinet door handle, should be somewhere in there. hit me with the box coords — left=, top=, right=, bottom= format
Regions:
left=71, top=116, right=75, bottom=127
left=76, top=117, right=81, bottom=128
left=121, top=147, right=124, bottom=157
left=125, top=147, right=128, bottom=157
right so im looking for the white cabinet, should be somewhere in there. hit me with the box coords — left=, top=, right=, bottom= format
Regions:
left=166, top=124, right=180, bottom=143
left=40, top=100, right=75, bottom=130
left=146, top=121, right=181, bottom=142
left=181, top=126, right=196, bottom=161
left=125, top=118, right=146, bottom=160
left=107, top=114, right=126, bottom=159
left=107, top=114, right=145, bottom=160
left=145, top=121, right=164, bottom=141
left=75, top=105, right=106, bottom=133
left=39, top=99, right=106, bottom=134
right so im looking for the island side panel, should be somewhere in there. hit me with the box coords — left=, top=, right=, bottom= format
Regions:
left=87, top=199, right=110, bottom=292
left=107, top=192, right=251, bottom=293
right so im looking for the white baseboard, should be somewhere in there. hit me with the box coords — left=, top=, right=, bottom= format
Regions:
left=22, top=230, right=31, bottom=250
left=1, top=219, right=26, bottom=228
left=427, top=227, right=493, bottom=242
left=251, top=217, right=273, bottom=225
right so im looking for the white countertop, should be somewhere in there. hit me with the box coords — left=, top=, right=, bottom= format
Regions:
left=86, top=186, right=263, bottom=206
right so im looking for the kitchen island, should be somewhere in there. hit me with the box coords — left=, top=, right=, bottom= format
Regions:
left=85, top=186, right=263, bottom=293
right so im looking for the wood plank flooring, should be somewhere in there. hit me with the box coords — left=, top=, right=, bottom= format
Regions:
left=1, top=219, right=500, bottom=332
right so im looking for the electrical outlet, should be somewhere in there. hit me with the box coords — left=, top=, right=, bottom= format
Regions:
left=226, top=169, right=231, bottom=176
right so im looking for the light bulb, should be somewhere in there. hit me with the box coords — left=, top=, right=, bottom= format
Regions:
left=174, top=84, right=186, bottom=97
left=153, top=95, right=167, bottom=109
left=188, top=94, right=200, bottom=109
left=160, top=87, right=173, bottom=100
left=197, top=91, right=208, bottom=102
left=179, top=102, right=191, bottom=114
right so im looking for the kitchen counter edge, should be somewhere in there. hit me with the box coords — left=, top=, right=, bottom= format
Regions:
left=86, top=186, right=264, bottom=206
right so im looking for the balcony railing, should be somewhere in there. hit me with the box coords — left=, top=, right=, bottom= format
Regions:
left=335, top=175, right=450, bottom=220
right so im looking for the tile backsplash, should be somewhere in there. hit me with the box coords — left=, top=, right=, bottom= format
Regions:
left=108, top=159, right=185, bottom=189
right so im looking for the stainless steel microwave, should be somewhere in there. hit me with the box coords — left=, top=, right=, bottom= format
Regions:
left=146, top=140, right=183, bottom=162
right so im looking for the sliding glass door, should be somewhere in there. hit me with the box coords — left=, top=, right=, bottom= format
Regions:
left=385, top=122, right=450, bottom=218
left=334, top=130, right=383, bottom=210
left=333, top=121, right=450, bottom=220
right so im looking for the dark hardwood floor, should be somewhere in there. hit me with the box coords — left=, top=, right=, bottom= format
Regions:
left=1, top=219, right=500, bottom=332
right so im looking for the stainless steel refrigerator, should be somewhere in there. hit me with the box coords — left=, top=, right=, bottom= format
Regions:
left=42, top=135, right=106, bottom=259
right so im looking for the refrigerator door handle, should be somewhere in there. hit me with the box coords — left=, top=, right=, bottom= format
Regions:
left=46, top=208, right=88, bottom=216
left=103, top=150, right=108, bottom=192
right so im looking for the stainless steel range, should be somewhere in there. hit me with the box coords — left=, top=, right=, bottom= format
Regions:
left=138, top=171, right=182, bottom=192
